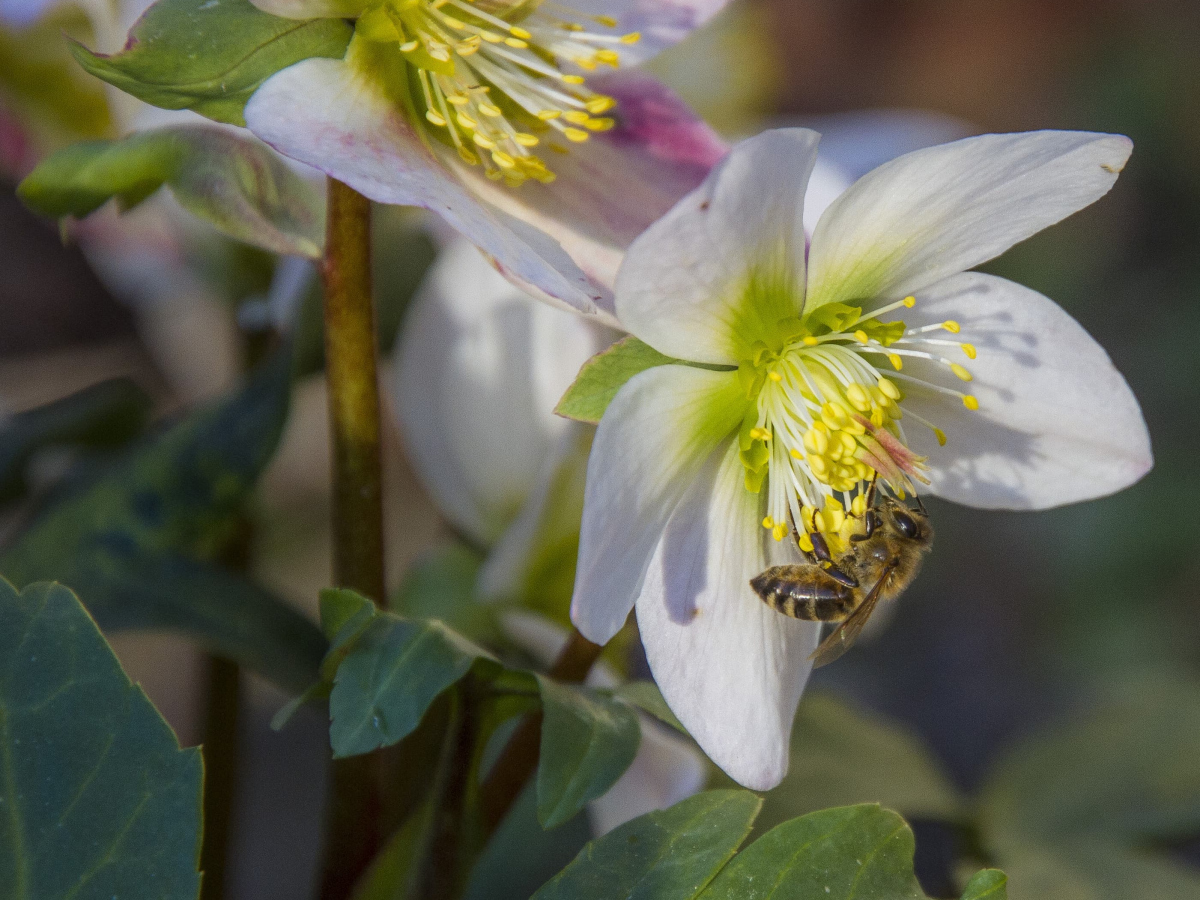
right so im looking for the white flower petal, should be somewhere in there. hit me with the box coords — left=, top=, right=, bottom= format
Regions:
left=244, top=55, right=605, bottom=316
left=806, top=130, right=1133, bottom=312
left=571, top=365, right=743, bottom=644
left=461, top=71, right=725, bottom=320
left=899, top=272, right=1152, bottom=509
left=636, top=439, right=820, bottom=790
left=617, top=128, right=820, bottom=365
left=247, top=0, right=366, bottom=18
left=569, top=0, right=734, bottom=65
left=393, top=240, right=606, bottom=543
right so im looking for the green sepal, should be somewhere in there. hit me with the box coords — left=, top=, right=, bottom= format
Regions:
left=0, top=579, right=203, bottom=899
left=69, top=0, right=352, bottom=126
left=19, top=126, right=325, bottom=257
left=555, top=336, right=677, bottom=425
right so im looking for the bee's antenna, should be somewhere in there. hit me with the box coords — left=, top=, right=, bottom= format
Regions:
left=914, top=492, right=928, bottom=515
left=865, top=473, right=879, bottom=509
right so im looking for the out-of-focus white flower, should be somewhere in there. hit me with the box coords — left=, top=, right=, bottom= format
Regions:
left=243, top=1, right=731, bottom=323
left=570, top=128, right=1151, bottom=789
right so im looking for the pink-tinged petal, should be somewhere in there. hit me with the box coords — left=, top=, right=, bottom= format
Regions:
left=637, top=439, right=821, bottom=790
left=571, top=0, right=735, bottom=65
left=244, top=53, right=608, bottom=317
left=461, top=71, right=726, bottom=319
left=615, top=128, right=820, bottom=365
left=898, top=272, right=1152, bottom=509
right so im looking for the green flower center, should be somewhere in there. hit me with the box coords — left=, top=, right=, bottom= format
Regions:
left=355, top=0, right=640, bottom=186
left=736, top=297, right=978, bottom=551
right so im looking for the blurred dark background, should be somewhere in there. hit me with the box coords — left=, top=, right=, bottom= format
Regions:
left=2, top=0, right=1198, bottom=897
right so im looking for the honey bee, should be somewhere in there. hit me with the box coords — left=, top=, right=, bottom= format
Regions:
left=750, top=494, right=934, bottom=667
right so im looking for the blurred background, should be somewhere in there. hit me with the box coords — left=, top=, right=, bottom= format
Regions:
left=2, top=0, right=1198, bottom=897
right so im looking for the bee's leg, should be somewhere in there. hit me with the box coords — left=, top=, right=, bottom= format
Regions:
left=810, top=531, right=834, bottom=563
left=824, top=562, right=859, bottom=588
left=850, top=509, right=881, bottom=543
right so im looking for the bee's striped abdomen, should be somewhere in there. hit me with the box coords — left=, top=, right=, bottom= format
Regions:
left=750, top=565, right=857, bottom=621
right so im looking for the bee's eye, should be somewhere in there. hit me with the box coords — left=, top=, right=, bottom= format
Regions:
left=893, top=510, right=919, bottom=539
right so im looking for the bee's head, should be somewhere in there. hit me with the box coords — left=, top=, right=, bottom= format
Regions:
left=884, top=499, right=934, bottom=547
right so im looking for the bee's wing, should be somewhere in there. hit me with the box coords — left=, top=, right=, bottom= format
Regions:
left=808, top=559, right=897, bottom=668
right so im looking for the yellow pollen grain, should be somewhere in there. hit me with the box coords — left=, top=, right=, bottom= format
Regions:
left=951, top=363, right=973, bottom=382
left=942, top=320, right=961, bottom=334
left=963, top=395, right=979, bottom=411
left=961, top=343, right=977, bottom=359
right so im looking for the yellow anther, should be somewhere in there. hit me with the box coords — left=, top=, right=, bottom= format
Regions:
left=839, top=432, right=857, bottom=455
left=825, top=496, right=844, bottom=513
left=803, top=336, right=819, bottom=346
left=479, top=103, right=503, bottom=117
left=824, top=508, right=845, bottom=532
left=593, top=14, right=618, bottom=26
left=509, top=25, right=531, bottom=39
left=870, top=407, right=886, bottom=428
left=877, top=377, right=902, bottom=400
left=563, top=75, right=586, bottom=84
left=563, top=110, right=590, bottom=124
left=514, top=133, right=540, bottom=147
left=963, top=395, right=979, bottom=411
left=789, top=448, right=804, bottom=460
left=933, top=427, right=947, bottom=446
left=854, top=330, right=869, bottom=344
left=942, top=320, right=961, bottom=334
left=846, top=383, right=872, bottom=412
left=749, top=427, right=772, bottom=442
left=827, top=440, right=844, bottom=461
left=961, top=343, right=977, bottom=360
left=586, top=96, right=616, bottom=114
left=820, top=402, right=850, bottom=429
left=950, top=363, right=973, bottom=382
left=803, top=428, right=829, bottom=455
left=809, top=455, right=830, bottom=478
left=492, top=151, right=516, bottom=169
left=472, top=133, right=496, bottom=149
left=772, top=523, right=787, bottom=541
left=504, top=37, right=529, bottom=48
left=621, top=31, right=641, bottom=43
left=762, top=516, right=774, bottom=530
left=768, top=371, right=783, bottom=383
left=537, top=110, right=562, bottom=120
left=902, top=296, right=916, bottom=308
left=888, top=354, right=903, bottom=371
left=564, top=128, right=590, bottom=142
left=845, top=417, right=867, bottom=436
left=585, top=118, right=615, bottom=132
left=851, top=493, right=868, bottom=516
left=798, top=532, right=814, bottom=553
left=813, top=421, right=829, bottom=435
left=425, top=110, right=446, bottom=126
left=400, top=40, right=420, bottom=52
left=595, top=50, right=619, bottom=65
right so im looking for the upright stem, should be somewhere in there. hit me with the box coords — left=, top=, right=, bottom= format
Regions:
left=318, top=177, right=386, bottom=900
left=199, top=656, right=240, bottom=900
left=478, top=629, right=602, bottom=835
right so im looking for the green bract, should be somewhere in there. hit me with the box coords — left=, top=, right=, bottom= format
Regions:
left=19, top=126, right=325, bottom=257
left=0, top=580, right=202, bottom=899
left=70, top=0, right=352, bottom=126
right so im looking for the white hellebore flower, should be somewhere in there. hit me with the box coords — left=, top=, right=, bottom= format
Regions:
left=570, top=128, right=1152, bottom=789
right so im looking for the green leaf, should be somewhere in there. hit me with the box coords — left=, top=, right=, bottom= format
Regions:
left=0, top=580, right=202, bottom=899
left=70, top=0, right=352, bottom=126
left=752, top=694, right=965, bottom=832
left=536, top=675, right=641, bottom=829
left=555, top=336, right=681, bottom=425
left=612, top=681, right=687, bottom=734
left=328, top=607, right=498, bottom=757
left=19, top=126, right=325, bottom=257
left=531, top=790, right=762, bottom=900
left=960, top=869, right=1008, bottom=900
left=0, top=348, right=326, bottom=693
left=0, top=378, right=151, bottom=505
left=392, top=543, right=502, bottom=646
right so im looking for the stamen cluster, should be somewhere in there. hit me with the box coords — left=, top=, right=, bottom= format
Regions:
left=357, top=0, right=640, bottom=185
left=737, top=294, right=979, bottom=551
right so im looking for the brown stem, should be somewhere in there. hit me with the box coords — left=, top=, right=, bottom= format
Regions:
left=477, top=629, right=602, bottom=835
left=199, top=655, right=241, bottom=900
left=317, top=177, right=387, bottom=900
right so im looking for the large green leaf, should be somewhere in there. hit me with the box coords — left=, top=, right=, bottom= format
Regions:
left=531, top=790, right=762, bottom=900
left=702, top=804, right=1002, bottom=900
left=536, top=675, right=641, bottom=829
left=20, top=126, right=325, bottom=257
left=0, top=580, right=202, bottom=899
left=0, top=349, right=325, bottom=693
left=70, top=0, right=352, bottom=126
left=752, top=693, right=964, bottom=832
left=324, top=590, right=501, bottom=758
left=0, top=378, right=151, bottom=505
left=977, top=676, right=1200, bottom=900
